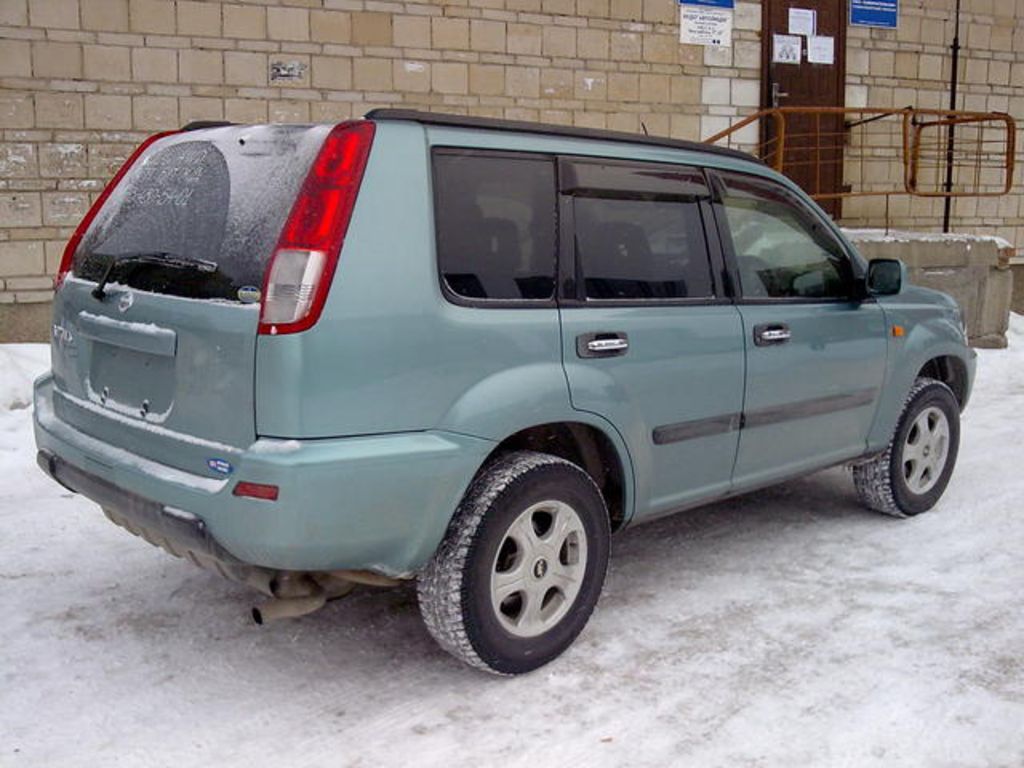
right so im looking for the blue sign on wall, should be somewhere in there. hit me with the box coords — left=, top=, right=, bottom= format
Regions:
left=850, top=0, right=899, bottom=29
left=679, top=0, right=735, bottom=8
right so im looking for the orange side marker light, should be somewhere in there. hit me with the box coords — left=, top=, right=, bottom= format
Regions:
left=891, top=325, right=906, bottom=337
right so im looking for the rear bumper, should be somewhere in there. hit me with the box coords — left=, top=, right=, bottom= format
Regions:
left=34, top=374, right=493, bottom=577
left=37, top=448, right=244, bottom=564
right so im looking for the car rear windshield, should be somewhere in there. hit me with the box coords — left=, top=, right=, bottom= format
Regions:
left=72, top=124, right=332, bottom=302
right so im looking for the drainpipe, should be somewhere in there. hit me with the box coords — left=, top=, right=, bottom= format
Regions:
left=942, top=0, right=962, bottom=233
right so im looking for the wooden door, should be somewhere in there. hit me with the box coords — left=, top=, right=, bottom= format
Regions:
left=761, top=0, right=846, bottom=217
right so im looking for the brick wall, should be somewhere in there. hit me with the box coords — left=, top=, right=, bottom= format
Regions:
left=0, top=0, right=1021, bottom=341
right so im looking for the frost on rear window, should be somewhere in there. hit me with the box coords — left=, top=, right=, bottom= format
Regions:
left=73, top=125, right=330, bottom=302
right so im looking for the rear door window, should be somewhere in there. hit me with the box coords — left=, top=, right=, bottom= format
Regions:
left=433, top=151, right=557, bottom=303
left=562, top=160, right=715, bottom=302
left=73, top=124, right=331, bottom=302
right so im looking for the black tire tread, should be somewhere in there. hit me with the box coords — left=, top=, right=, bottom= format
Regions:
left=416, top=451, right=601, bottom=675
left=852, top=377, right=955, bottom=518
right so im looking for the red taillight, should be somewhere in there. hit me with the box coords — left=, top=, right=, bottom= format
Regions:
left=54, top=130, right=180, bottom=290
left=232, top=481, right=280, bottom=501
left=259, top=121, right=376, bottom=335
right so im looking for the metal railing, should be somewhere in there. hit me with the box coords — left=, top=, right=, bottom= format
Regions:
left=704, top=107, right=1016, bottom=203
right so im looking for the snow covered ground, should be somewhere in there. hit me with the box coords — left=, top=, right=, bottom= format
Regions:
left=3, top=321, right=1023, bottom=768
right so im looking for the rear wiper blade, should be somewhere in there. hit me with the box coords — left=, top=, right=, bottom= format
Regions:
left=90, top=251, right=218, bottom=300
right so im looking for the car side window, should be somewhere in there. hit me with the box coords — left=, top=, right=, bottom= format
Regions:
left=718, top=172, right=853, bottom=300
left=566, top=162, right=714, bottom=302
left=433, top=151, right=556, bottom=302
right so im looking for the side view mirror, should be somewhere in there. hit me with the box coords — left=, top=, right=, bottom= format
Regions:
left=867, top=258, right=904, bottom=296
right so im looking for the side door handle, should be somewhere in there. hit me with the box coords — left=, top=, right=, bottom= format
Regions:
left=577, top=332, right=629, bottom=358
left=754, top=323, right=791, bottom=346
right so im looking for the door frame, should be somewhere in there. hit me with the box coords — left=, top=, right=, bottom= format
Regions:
left=760, top=0, right=848, bottom=112
left=759, top=0, right=848, bottom=216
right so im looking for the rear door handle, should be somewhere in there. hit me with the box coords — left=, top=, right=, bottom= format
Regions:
left=577, top=332, right=629, bottom=358
left=754, top=323, right=791, bottom=346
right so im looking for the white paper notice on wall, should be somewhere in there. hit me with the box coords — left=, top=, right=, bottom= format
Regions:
left=772, top=34, right=802, bottom=64
left=680, top=5, right=733, bottom=48
left=788, top=8, right=817, bottom=36
left=807, top=35, right=835, bottom=64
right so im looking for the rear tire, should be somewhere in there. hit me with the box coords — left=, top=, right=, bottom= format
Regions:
left=417, top=451, right=610, bottom=675
left=853, top=378, right=960, bottom=518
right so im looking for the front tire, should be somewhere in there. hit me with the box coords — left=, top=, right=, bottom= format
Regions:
left=853, top=378, right=961, bottom=517
left=417, top=451, right=611, bottom=675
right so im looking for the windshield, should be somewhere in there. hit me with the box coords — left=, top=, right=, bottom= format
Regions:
left=72, top=124, right=332, bottom=302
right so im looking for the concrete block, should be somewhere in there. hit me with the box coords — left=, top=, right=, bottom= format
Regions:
left=312, top=56, right=352, bottom=91
left=81, top=0, right=128, bottom=32
left=225, top=51, right=267, bottom=87
left=543, top=26, right=576, bottom=58
left=0, top=143, right=37, bottom=179
left=0, top=193, right=42, bottom=227
left=607, top=72, right=638, bottom=102
left=508, top=23, right=542, bottom=56
left=431, top=62, right=468, bottom=95
left=354, top=58, right=392, bottom=91
left=224, top=5, right=266, bottom=39
left=84, top=44, right=131, bottom=81
left=469, top=64, right=505, bottom=96
left=42, top=191, right=89, bottom=226
left=84, top=94, right=132, bottom=129
left=129, top=0, right=175, bottom=34
left=29, top=0, right=80, bottom=29
left=642, top=33, right=676, bottom=64
left=432, top=17, right=468, bottom=50
left=269, top=100, right=309, bottom=123
left=32, top=41, right=82, bottom=79
left=539, top=68, right=570, bottom=99
left=0, top=41, right=30, bottom=78
left=0, top=0, right=28, bottom=25
left=609, top=0, right=642, bottom=21
left=471, top=20, right=505, bottom=53
left=87, top=144, right=131, bottom=178
left=39, top=143, right=86, bottom=178
left=734, top=2, right=760, bottom=31
left=638, top=73, right=669, bottom=103
left=577, top=0, right=610, bottom=18
left=575, top=71, right=607, bottom=101
left=610, top=31, right=641, bottom=61
left=351, top=12, right=391, bottom=47
left=393, top=16, right=428, bottom=48
left=176, top=1, right=221, bottom=37
left=978, top=268, right=1012, bottom=339
left=701, top=76, right=730, bottom=106
left=0, top=302, right=52, bottom=342
left=179, top=97, right=223, bottom=123
left=225, top=98, right=267, bottom=123
left=394, top=60, right=430, bottom=93
left=179, top=49, right=223, bottom=85
left=0, top=240, right=45, bottom=276
left=267, top=7, right=309, bottom=42
left=132, top=48, right=177, bottom=82
left=0, top=93, right=34, bottom=129
left=578, top=29, right=609, bottom=60
left=132, top=95, right=178, bottom=130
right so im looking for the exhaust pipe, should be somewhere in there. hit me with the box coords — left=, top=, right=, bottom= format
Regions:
left=250, top=572, right=369, bottom=624
left=252, top=588, right=326, bottom=625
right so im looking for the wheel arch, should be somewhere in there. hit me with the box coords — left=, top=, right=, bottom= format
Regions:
left=917, top=355, right=969, bottom=409
left=480, top=421, right=632, bottom=532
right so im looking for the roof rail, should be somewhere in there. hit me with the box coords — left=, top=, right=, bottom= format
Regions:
left=366, top=108, right=762, bottom=165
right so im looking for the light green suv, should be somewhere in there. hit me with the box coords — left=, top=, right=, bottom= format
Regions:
left=34, top=111, right=975, bottom=674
